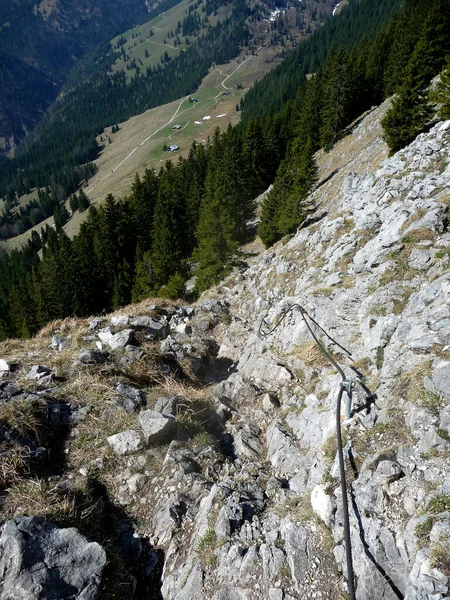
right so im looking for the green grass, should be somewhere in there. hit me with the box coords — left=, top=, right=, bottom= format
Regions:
left=109, top=0, right=233, bottom=82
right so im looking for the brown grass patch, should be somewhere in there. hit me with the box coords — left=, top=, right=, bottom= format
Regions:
left=294, top=342, right=333, bottom=368
left=401, top=228, right=436, bottom=244
left=0, top=398, right=47, bottom=441
left=394, top=361, right=433, bottom=404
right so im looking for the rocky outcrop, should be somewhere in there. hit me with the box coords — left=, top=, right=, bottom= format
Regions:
left=0, top=516, right=106, bottom=599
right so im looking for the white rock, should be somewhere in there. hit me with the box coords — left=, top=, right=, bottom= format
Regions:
left=139, top=410, right=175, bottom=445
left=0, top=359, right=10, bottom=373
left=310, top=484, right=336, bottom=527
left=107, top=430, right=143, bottom=455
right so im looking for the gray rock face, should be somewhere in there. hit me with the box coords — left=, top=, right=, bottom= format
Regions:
left=432, top=360, right=450, bottom=400
left=0, top=516, right=106, bottom=600
left=139, top=409, right=175, bottom=445
left=266, top=421, right=306, bottom=477
left=174, top=563, right=204, bottom=600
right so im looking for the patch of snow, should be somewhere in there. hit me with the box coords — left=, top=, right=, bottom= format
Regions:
left=203, top=116, right=211, bottom=120
left=217, top=114, right=226, bottom=118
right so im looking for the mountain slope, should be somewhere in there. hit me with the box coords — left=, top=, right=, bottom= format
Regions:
left=0, top=100, right=449, bottom=599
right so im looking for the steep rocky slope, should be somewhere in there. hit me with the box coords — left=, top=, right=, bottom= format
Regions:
left=1, top=102, right=450, bottom=600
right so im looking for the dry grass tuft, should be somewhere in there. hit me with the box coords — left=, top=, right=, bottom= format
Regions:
left=430, top=538, right=450, bottom=576
left=0, top=446, right=30, bottom=489
left=3, top=479, right=76, bottom=520
left=401, top=228, right=436, bottom=244
left=294, top=342, right=331, bottom=367
left=160, top=375, right=211, bottom=403
left=0, top=398, right=47, bottom=441
left=35, top=317, right=89, bottom=340
left=394, top=361, right=433, bottom=404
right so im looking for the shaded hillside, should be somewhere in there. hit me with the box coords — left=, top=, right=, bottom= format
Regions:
left=0, top=0, right=153, bottom=158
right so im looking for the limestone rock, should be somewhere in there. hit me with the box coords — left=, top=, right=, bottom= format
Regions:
left=78, top=349, right=110, bottom=365
left=0, top=359, right=10, bottom=376
left=116, top=383, right=145, bottom=412
left=139, top=409, right=175, bottom=445
left=0, top=516, right=106, bottom=600
left=98, top=328, right=134, bottom=350
left=107, top=429, right=143, bottom=455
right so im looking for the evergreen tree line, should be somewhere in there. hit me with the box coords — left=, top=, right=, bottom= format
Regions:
left=0, top=165, right=96, bottom=240
left=0, top=121, right=276, bottom=340
left=257, top=0, right=450, bottom=246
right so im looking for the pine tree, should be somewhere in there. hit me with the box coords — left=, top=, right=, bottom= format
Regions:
left=78, top=189, right=90, bottom=212
left=258, top=159, right=292, bottom=248
left=381, top=40, right=434, bottom=154
left=431, top=56, right=450, bottom=120
left=132, top=251, right=154, bottom=302
left=277, top=137, right=318, bottom=237
left=319, top=46, right=352, bottom=151
left=151, top=163, right=183, bottom=290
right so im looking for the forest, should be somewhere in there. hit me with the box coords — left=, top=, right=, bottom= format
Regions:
left=0, top=0, right=449, bottom=340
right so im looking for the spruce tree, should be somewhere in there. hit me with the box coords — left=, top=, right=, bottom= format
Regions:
left=150, top=163, right=183, bottom=290
left=381, top=40, right=434, bottom=154
left=319, top=46, right=352, bottom=152
left=431, top=56, right=450, bottom=120
left=277, top=137, right=318, bottom=237
left=132, top=251, right=154, bottom=302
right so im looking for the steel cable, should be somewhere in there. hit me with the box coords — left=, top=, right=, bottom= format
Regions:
left=259, top=302, right=357, bottom=600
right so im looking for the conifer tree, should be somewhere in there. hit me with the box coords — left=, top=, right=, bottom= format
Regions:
left=381, top=40, right=434, bottom=154
left=150, top=163, right=183, bottom=290
left=78, top=189, right=90, bottom=212
left=382, top=0, right=450, bottom=154
left=431, top=56, right=450, bottom=120
left=277, top=137, right=318, bottom=237
left=72, top=219, right=102, bottom=316
left=132, top=251, right=154, bottom=302
left=319, top=46, right=352, bottom=151
left=258, top=159, right=292, bottom=248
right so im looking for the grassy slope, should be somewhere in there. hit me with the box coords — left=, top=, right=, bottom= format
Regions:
left=109, top=0, right=232, bottom=83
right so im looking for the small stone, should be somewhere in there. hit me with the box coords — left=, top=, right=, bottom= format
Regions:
left=116, top=383, right=145, bottom=412
left=26, top=365, right=51, bottom=380
left=78, top=349, right=110, bottom=365
left=128, top=473, right=148, bottom=494
left=139, top=410, right=175, bottom=445
left=50, top=336, right=68, bottom=351
left=0, top=359, right=10, bottom=374
left=107, top=430, right=143, bottom=456
left=98, top=328, right=134, bottom=350
left=111, top=315, right=130, bottom=327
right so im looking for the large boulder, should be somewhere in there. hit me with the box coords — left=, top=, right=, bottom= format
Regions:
left=0, top=516, right=106, bottom=599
